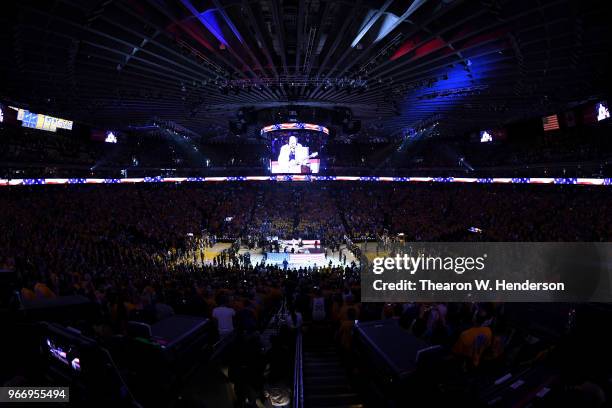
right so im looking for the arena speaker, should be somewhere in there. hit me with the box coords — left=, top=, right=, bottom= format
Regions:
left=229, top=119, right=246, bottom=135
left=332, top=107, right=352, bottom=125
left=237, top=106, right=257, bottom=124
left=343, top=120, right=361, bottom=134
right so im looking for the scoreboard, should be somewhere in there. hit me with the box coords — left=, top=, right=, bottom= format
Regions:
left=17, top=108, right=73, bottom=132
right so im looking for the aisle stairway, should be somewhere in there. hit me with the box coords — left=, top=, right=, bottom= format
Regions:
left=302, top=331, right=363, bottom=408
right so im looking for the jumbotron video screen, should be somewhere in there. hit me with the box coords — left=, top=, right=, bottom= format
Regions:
left=264, top=123, right=328, bottom=174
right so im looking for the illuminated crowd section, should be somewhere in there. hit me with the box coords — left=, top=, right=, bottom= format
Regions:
left=1, top=175, right=611, bottom=187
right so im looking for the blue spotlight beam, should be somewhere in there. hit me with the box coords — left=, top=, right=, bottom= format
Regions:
left=179, top=0, right=228, bottom=45
left=208, top=0, right=268, bottom=75
left=210, top=0, right=245, bottom=44
left=179, top=0, right=260, bottom=78
left=374, top=0, right=428, bottom=43
left=351, top=0, right=394, bottom=48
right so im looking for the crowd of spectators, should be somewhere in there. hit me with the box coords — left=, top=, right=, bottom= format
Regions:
left=3, top=181, right=610, bottom=278
left=1, top=182, right=609, bottom=329
left=1, top=181, right=610, bottom=406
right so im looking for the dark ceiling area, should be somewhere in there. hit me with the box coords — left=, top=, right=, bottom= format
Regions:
left=1, top=0, right=611, bottom=140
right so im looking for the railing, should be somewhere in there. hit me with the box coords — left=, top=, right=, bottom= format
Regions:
left=293, top=331, right=304, bottom=408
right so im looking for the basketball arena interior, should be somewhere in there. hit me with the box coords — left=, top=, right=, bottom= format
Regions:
left=1, top=0, right=612, bottom=407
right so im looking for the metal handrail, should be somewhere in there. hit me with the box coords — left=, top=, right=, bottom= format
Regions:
left=292, top=331, right=304, bottom=408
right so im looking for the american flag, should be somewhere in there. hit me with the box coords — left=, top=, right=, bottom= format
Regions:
left=144, top=176, right=162, bottom=183
left=68, top=178, right=86, bottom=184
left=576, top=178, right=604, bottom=185
left=511, top=178, right=530, bottom=184
left=23, top=179, right=44, bottom=185
left=542, top=114, right=560, bottom=131
left=289, top=253, right=326, bottom=265
left=554, top=178, right=577, bottom=185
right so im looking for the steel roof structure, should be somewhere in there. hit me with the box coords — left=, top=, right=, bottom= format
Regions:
left=1, top=0, right=611, bottom=138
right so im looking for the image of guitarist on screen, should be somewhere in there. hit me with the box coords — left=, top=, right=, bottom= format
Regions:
left=277, top=136, right=318, bottom=173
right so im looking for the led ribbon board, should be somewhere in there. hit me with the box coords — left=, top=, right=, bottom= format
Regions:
left=1, top=176, right=610, bottom=187
left=260, top=122, right=330, bottom=136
